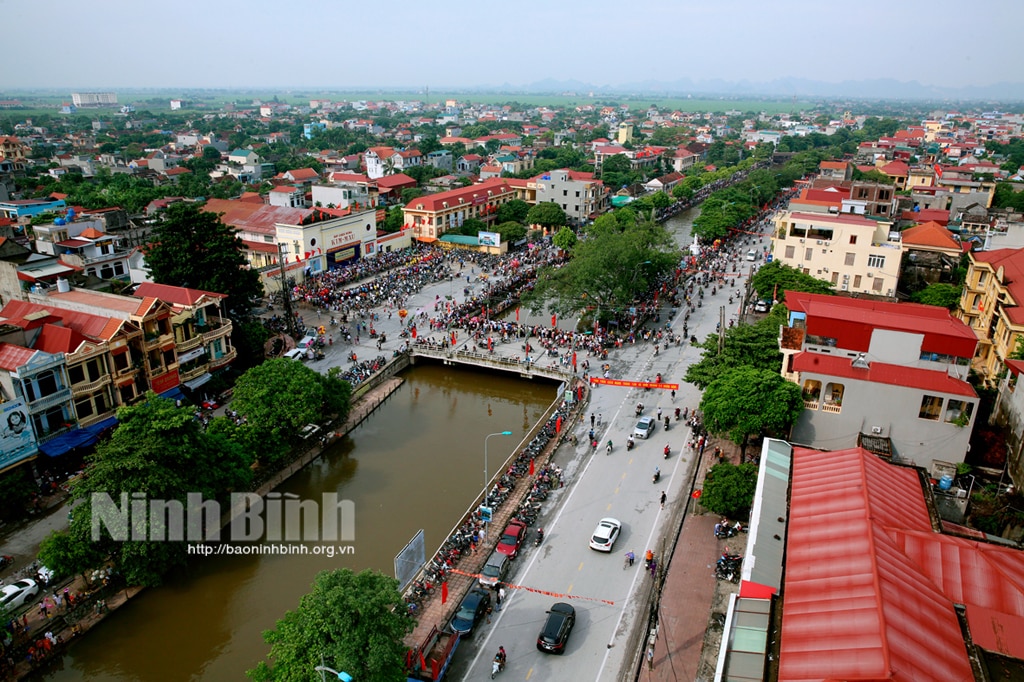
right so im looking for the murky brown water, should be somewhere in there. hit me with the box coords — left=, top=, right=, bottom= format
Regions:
left=45, top=363, right=557, bottom=681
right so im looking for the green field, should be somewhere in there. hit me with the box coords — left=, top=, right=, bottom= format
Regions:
left=0, top=88, right=815, bottom=116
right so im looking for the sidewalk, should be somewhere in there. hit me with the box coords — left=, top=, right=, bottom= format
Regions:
left=644, top=437, right=746, bottom=682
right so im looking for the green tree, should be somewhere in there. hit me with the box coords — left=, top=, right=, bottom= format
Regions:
left=496, top=198, right=530, bottom=224
left=229, top=359, right=351, bottom=466
left=524, top=213, right=676, bottom=320
left=684, top=306, right=787, bottom=389
left=910, top=283, right=963, bottom=310
left=493, top=221, right=527, bottom=243
left=700, top=462, right=759, bottom=518
left=248, top=568, right=413, bottom=681
left=649, top=191, right=672, bottom=209
left=65, top=394, right=253, bottom=586
left=400, top=187, right=424, bottom=204
left=37, top=529, right=105, bottom=582
left=749, top=261, right=834, bottom=302
left=552, top=226, right=578, bottom=251
left=382, top=206, right=405, bottom=234
left=203, top=145, right=223, bottom=161
left=145, top=202, right=265, bottom=360
left=700, top=366, right=803, bottom=455
left=525, top=202, right=567, bottom=230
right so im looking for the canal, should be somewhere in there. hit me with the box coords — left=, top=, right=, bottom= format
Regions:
left=45, top=206, right=700, bottom=681
left=46, top=364, right=558, bottom=681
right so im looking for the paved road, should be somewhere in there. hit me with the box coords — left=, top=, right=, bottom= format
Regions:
left=445, top=231, right=749, bottom=679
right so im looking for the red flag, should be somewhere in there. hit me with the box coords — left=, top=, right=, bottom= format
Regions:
left=488, top=338, right=493, bottom=352
left=571, top=352, right=577, bottom=366
left=441, top=581, right=448, bottom=604
left=551, top=314, right=557, bottom=327
left=515, top=307, right=520, bottom=322
left=529, top=458, right=535, bottom=476
left=555, top=416, right=562, bottom=433
left=411, top=326, right=417, bottom=339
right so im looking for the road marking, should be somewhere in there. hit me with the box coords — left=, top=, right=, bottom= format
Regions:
left=578, top=562, right=583, bottom=572
left=613, top=486, right=620, bottom=495
left=621, top=472, right=627, bottom=480
left=607, top=502, right=612, bottom=511
left=628, top=457, right=634, bottom=464
left=526, top=669, right=533, bottom=680
left=568, top=582, right=574, bottom=593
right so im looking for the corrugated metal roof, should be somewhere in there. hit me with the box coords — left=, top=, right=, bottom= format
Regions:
left=741, top=439, right=791, bottom=595
left=780, top=446, right=1024, bottom=681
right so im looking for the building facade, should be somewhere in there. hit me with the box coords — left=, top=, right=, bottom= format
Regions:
left=402, top=179, right=516, bottom=240
left=533, top=169, right=609, bottom=226
left=955, top=248, right=1024, bottom=384
left=771, top=211, right=902, bottom=297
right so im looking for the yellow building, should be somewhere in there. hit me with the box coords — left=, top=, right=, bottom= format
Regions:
left=617, top=123, right=633, bottom=145
left=956, top=248, right=1024, bottom=384
left=402, top=178, right=516, bottom=240
left=771, top=211, right=902, bottom=297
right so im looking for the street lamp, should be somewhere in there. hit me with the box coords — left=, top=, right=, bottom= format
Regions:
left=484, top=431, right=514, bottom=498
left=314, top=665, right=352, bottom=681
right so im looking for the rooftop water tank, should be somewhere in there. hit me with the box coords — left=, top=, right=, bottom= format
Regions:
left=938, top=475, right=954, bottom=491
left=56, top=278, right=71, bottom=293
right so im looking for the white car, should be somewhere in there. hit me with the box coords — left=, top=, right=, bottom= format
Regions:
left=634, top=417, right=655, bottom=440
left=1, top=578, right=39, bottom=611
left=589, top=518, right=621, bottom=552
left=754, top=300, right=770, bottom=313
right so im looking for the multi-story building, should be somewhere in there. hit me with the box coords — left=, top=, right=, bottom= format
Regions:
left=955, top=248, right=1024, bottom=384
left=402, top=178, right=517, bottom=240
left=71, top=92, right=117, bottom=107
left=32, top=215, right=131, bottom=281
left=364, top=147, right=421, bottom=179
left=0, top=197, right=67, bottom=221
left=533, top=169, right=609, bottom=227
left=0, top=343, right=74, bottom=472
left=780, top=291, right=978, bottom=469
left=0, top=136, right=30, bottom=169
left=771, top=211, right=902, bottom=297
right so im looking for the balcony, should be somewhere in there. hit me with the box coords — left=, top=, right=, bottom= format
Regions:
left=180, top=364, right=208, bottom=382
left=73, top=375, right=111, bottom=394
left=822, top=402, right=842, bottom=414
left=208, top=348, right=237, bottom=369
left=176, top=334, right=203, bottom=353
left=803, top=400, right=819, bottom=411
left=26, top=388, right=74, bottom=414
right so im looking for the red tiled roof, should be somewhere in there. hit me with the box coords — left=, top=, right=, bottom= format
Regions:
left=791, top=351, right=976, bottom=397
left=901, top=221, right=960, bottom=251
left=285, top=167, right=319, bottom=181
left=202, top=198, right=311, bottom=235
left=33, top=323, right=89, bottom=354
left=0, top=343, right=35, bottom=370
left=880, top=160, right=909, bottom=177
left=375, top=173, right=417, bottom=189
left=405, top=178, right=513, bottom=213
left=785, top=290, right=977, bottom=358
left=133, top=282, right=225, bottom=306
left=819, top=160, right=849, bottom=170
left=900, top=208, right=949, bottom=225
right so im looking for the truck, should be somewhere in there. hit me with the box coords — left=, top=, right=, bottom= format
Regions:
left=406, top=625, right=460, bottom=682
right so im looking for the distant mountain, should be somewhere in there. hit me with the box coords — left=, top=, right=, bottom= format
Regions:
left=504, top=77, right=1024, bottom=101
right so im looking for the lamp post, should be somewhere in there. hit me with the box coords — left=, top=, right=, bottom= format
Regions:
left=484, top=431, right=513, bottom=499
left=314, top=665, right=352, bottom=682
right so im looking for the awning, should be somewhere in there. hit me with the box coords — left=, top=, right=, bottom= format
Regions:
left=159, top=387, right=186, bottom=402
left=178, top=347, right=207, bottom=364
left=38, top=416, right=119, bottom=457
left=183, top=372, right=212, bottom=390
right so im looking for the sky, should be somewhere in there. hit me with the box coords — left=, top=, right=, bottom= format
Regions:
left=3, top=0, right=1022, bottom=92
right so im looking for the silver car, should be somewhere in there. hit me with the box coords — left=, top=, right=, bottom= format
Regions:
left=634, top=416, right=655, bottom=439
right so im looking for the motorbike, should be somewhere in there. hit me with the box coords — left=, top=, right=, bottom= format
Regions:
left=674, top=407, right=681, bottom=421
left=491, top=656, right=505, bottom=678
left=664, top=417, right=670, bottom=431
left=626, top=437, right=635, bottom=451
left=606, top=441, right=613, bottom=455
left=535, top=529, right=544, bottom=547
left=635, top=403, right=644, bottom=417
left=0, top=555, right=12, bottom=571
left=652, top=468, right=661, bottom=484
left=663, top=444, right=671, bottom=459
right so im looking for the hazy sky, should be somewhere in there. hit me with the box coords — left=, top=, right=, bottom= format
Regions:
left=3, top=0, right=1020, bottom=91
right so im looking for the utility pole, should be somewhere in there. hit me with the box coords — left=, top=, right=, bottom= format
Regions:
left=718, top=305, right=726, bottom=355
left=277, top=242, right=299, bottom=338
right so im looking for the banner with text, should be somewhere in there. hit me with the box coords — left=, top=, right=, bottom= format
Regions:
left=589, top=378, right=679, bottom=390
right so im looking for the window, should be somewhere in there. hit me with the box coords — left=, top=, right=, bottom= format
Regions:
left=831, top=271, right=840, bottom=284
left=802, top=380, right=821, bottom=402
left=853, top=275, right=862, bottom=288
left=805, top=247, right=813, bottom=260
left=785, top=245, right=795, bottom=258
left=919, top=395, right=943, bottom=420
left=945, top=400, right=974, bottom=424
left=844, top=253, right=856, bottom=266
left=872, top=277, right=884, bottom=292
left=867, top=254, right=885, bottom=269
left=68, top=365, right=85, bottom=385
left=978, top=272, right=987, bottom=286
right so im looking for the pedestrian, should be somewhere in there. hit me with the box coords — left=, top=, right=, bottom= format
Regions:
left=650, top=559, right=658, bottom=577
left=660, top=491, right=667, bottom=509
left=497, top=586, right=506, bottom=611
left=647, top=646, right=654, bottom=670
left=486, top=603, right=493, bottom=624
left=590, top=413, right=595, bottom=428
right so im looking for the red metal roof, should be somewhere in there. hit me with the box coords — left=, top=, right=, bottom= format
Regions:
left=782, top=448, right=971, bottom=681
left=792, top=351, right=976, bottom=397
left=133, top=282, right=225, bottom=307
left=0, top=342, right=35, bottom=370
left=0, top=300, right=119, bottom=340
left=785, top=291, right=978, bottom=359
left=405, top=178, right=514, bottom=213
left=900, top=221, right=960, bottom=251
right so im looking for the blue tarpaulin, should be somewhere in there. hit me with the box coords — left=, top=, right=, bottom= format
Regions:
left=38, top=416, right=119, bottom=457
left=159, top=387, right=186, bottom=403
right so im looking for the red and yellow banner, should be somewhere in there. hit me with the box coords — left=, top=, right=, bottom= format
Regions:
left=589, top=378, right=679, bottom=390
left=450, top=569, right=615, bottom=605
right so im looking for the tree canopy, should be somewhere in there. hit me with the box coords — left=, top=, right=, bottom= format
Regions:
left=700, top=366, right=803, bottom=453
left=248, top=568, right=413, bottom=682
left=496, top=198, right=531, bottom=224
left=61, top=393, right=253, bottom=586
left=700, top=462, right=759, bottom=518
left=749, top=261, right=834, bottom=302
left=225, top=359, right=351, bottom=466
left=684, top=305, right=788, bottom=389
left=523, top=211, right=677, bottom=320
left=145, top=202, right=264, bottom=322
left=910, top=283, right=962, bottom=309
left=526, top=202, right=568, bottom=229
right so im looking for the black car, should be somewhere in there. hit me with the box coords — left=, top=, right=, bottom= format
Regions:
left=536, top=602, right=575, bottom=654
left=450, top=588, right=491, bottom=636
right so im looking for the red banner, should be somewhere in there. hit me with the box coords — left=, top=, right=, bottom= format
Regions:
left=449, top=569, right=614, bottom=605
left=589, top=377, right=679, bottom=390
left=515, top=307, right=520, bottom=322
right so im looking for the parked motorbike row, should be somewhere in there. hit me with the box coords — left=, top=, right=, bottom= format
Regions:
left=715, top=550, right=743, bottom=583
left=405, top=405, right=571, bottom=611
